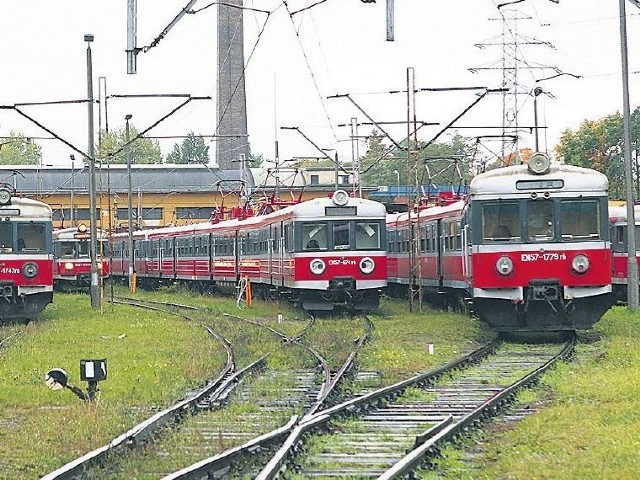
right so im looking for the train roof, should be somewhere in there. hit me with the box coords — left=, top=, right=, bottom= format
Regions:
left=112, top=192, right=387, bottom=240
left=469, top=163, right=608, bottom=198
left=386, top=200, right=466, bottom=225
left=53, top=226, right=109, bottom=240
left=0, top=196, right=52, bottom=219
left=609, top=205, right=640, bottom=224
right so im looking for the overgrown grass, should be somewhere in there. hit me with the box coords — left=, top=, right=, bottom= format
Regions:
left=0, top=293, right=227, bottom=478
left=426, top=305, right=640, bottom=479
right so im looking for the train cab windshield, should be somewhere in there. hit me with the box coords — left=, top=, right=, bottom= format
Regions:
left=479, top=198, right=603, bottom=244
left=57, top=240, right=109, bottom=258
left=481, top=202, right=520, bottom=242
left=0, top=222, right=49, bottom=253
left=300, top=220, right=383, bottom=252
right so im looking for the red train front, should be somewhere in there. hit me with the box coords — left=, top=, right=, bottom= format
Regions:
left=0, top=184, right=53, bottom=321
left=109, top=191, right=387, bottom=312
left=52, top=224, right=110, bottom=291
left=388, top=154, right=614, bottom=332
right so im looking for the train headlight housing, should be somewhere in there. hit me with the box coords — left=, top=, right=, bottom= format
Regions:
left=64, top=262, right=74, bottom=271
left=496, top=256, right=514, bottom=276
left=571, top=254, right=590, bottom=274
left=22, top=262, right=38, bottom=278
left=332, top=190, right=349, bottom=206
left=359, top=257, right=375, bottom=274
left=528, top=152, right=551, bottom=175
left=0, top=187, right=12, bottom=205
left=310, top=258, right=326, bottom=275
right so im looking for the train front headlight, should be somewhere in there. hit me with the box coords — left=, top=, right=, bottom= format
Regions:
left=528, top=152, right=551, bottom=175
left=22, top=262, right=38, bottom=278
left=64, top=262, right=74, bottom=271
left=359, top=257, right=375, bottom=274
left=571, top=254, right=590, bottom=274
left=310, top=258, right=326, bottom=275
left=496, top=256, right=514, bottom=276
left=331, top=190, right=349, bottom=206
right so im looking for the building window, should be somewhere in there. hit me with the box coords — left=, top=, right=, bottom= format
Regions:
left=175, top=207, right=214, bottom=220
left=339, top=175, right=349, bottom=185
left=310, top=174, right=319, bottom=185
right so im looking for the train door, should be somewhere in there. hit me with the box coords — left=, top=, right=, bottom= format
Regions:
left=278, top=222, right=285, bottom=286
left=171, top=237, right=177, bottom=279
left=462, top=223, right=472, bottom=280
left=461, top=209, right=472, bottom=283
left=269, top=223, right=283, bottom=287
left=234, top=231, right=241, bottom=283
left=436, top=219, right=444, bottom=288
left=158, top=240, right=169, bottom=277
left=409, top=220, right=418, bottom=287
left=208, top=233, right=214, bottom=281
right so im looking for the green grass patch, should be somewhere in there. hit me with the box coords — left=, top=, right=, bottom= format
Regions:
left=362, top=298, right=496, bottom=385
left=428, top=305, right=640, bottom=479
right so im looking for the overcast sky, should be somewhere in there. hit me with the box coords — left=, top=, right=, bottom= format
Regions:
left=0, top=0, right=638, bottom=167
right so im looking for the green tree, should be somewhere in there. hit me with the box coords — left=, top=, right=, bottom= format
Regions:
left=360, top=131, right=473, bottom=188
left=98, top=126, right=162, bottom=164
left=554, top=109, right=640, bottom=200
left=166, top=132, right=210, bottom=164
left=247, top=148, right=265, bottom=168
left=0, top=132, right=42, bottom=165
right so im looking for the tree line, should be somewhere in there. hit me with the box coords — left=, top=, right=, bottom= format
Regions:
left=0, top=128, right=212, bottom=166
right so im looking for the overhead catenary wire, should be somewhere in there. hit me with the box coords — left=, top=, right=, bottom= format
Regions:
left=282, top=0, right=340, bottom=146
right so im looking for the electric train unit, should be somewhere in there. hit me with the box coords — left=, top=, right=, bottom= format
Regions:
left=52, top=224, right=110, bottom=291
left=387, top=153, right=614, bottom=332
left=0, top=184, right=53, bottom=321
left=109, top=190, right=387, bottom=311
left=608, top=204, right=640, bottom=303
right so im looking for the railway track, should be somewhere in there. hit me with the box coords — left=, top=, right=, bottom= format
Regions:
left=41, top=297, right=372, bottom=479
left=253, top=337, right=574, bottom=478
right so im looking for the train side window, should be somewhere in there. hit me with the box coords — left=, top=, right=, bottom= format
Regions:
left=387, top=229, right=394, bottom=253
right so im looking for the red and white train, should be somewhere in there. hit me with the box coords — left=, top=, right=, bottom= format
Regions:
left=109, top=191, right=387, bottom=311
left=0, top=184, right=53, bottom=321
left=52, top=225, right=110, bottom=291
left=387, top=154, right=615, bottom=332
left=608, top=204, right=640, bottom=303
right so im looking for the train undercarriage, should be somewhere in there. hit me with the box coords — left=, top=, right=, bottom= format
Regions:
left=0, top=285, right=53, bottom=322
